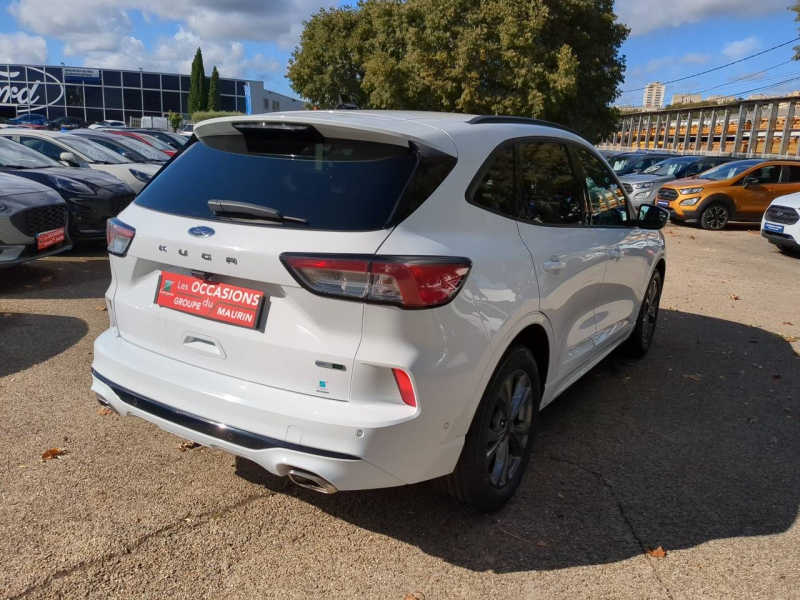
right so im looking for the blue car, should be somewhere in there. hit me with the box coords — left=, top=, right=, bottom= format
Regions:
left=9, top=113, right=47, bottom=126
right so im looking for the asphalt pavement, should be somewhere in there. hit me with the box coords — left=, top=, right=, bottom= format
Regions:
left=0, top=227, right=798, bottom=599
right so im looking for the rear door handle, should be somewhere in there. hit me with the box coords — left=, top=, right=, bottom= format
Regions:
left=610, top=248, right=626, bottom=259
left=543, top=258, right=567, bottom=273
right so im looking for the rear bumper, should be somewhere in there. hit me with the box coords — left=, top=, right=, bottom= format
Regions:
left=91, top=329, right=461, bottom=490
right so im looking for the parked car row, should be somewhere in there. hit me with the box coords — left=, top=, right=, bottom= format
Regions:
left=0, top=129, right=167, bottom=267
left=608, top=151, right=800, bottom=250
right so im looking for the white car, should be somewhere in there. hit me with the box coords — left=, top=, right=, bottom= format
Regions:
left=89, top=120, right=127, bottom=130
left=0, top=130, right=160, bottom=193
left=761, top=193, right=800, bottom=254
left=179, top=123, right=194, bottom=137
left=91, top=112, right=668, bottom=511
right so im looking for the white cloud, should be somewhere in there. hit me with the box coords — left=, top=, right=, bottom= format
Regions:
left=680, top=53, right=711, bottom=65
left=616, top=0, right=789, bottom=36
left=723, top=36, right=762, bottom=60
left=6, top=0, right=328, bottom=81
left=0, top=31, right=47, bottom=63
left=81, top=28, right=279, bottom=80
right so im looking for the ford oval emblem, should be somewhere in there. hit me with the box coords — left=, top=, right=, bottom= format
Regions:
left=188, top=226, right=215, bottom=238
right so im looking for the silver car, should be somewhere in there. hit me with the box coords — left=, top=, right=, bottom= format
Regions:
left=620, top=156, right=733, bottom=211
left=0, top=172, right=71, bottom=267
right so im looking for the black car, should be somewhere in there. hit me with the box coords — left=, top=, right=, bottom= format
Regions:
left=0, top=172, right=71, bottom=266
left=0, top=136, right=136, bottom=241
left=609, top=152, right=676, bottom=176
left=128, top=129, right=187, bottom=150
left=47, top=116, right=87, bottom=131
left=70, top=129, right=168, bottom=165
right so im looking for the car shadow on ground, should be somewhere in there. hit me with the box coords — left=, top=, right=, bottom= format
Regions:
left=236, top=309, right=799, bottom=573
left=0, top=313, right=89, bottom=378
left=0, top=244, right=109, bottom=300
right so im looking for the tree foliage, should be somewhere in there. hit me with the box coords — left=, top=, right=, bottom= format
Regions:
left=167, top=111, right=183, bottom=133
left=188, top=48, right=208, bottom=114
left=792, top=3, right=800, bottom=60
left=207, top=66, right=221, bottom=111
left=288, top=0, right=629, bottom=141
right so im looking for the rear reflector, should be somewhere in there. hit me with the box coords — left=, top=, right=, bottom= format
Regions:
left=392, top=368, right=416, bottom=407
left=280, top=254, right=471, bottom=309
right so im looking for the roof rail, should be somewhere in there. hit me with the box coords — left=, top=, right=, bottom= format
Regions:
left=467, top=115, right=580, bottom=136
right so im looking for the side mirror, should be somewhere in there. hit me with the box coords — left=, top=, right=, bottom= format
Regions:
left=743, top=176, right=758, bottom=188
left=636, top=204, right=670, bottom=230
left=59, top=151, right=79, bottom=166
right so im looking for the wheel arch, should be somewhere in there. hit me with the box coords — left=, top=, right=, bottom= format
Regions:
left=453, top=313, right=553, bottom=437
left=699, top=193, right=737, bottom=218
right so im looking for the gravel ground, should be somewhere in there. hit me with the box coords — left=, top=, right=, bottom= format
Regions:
left=0, top=226, right=798, bottom=600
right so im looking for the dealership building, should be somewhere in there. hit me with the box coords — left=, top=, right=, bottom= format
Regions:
left=0, top=64, right=305, bottom=123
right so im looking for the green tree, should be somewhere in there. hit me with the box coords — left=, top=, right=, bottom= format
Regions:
left=792, top=3, right=800, bottom=59
left=188, top=48, right=208, bottom=114
left=287, top=0, right=629, bottom=141
left=207, top=66, right=221, bottom=111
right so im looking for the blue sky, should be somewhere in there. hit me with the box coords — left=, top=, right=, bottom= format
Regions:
left=0, top=0, right=798, bottom=104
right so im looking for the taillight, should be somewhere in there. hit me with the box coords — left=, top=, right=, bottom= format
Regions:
left=392, top=368, right=417, bottom=407
left=107, top=218, right=135, bottom=256
left=280, top=254, right=471, bottom=309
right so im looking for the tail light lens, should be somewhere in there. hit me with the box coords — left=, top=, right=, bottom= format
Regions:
left=107, top=218, right=135, bottom=256
left=280, top=254, right=471, bottom=309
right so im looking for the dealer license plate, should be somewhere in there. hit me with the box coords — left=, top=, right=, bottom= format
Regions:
left=155, top=271, right=264, bottom=329
left=37, top=227, right=65, bottom=250
left=763, top=222, right=784, bottom=234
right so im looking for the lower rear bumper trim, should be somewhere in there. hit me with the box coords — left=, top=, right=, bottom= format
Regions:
left=92, top=369, right=359, bottom=461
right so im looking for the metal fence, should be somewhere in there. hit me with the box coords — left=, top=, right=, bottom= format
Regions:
left=601, top=96, right=800, bottom=159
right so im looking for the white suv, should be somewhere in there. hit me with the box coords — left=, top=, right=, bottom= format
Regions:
left=92, top=112, right=668, bottom=511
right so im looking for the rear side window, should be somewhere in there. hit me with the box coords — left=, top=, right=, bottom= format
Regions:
left=134, top=133, right=423, bottom=231
left=518, top=142, right=583, bottom=225
left=781, top=165, right=800, bottom=182
left=471, top=146, right=515, bottom=217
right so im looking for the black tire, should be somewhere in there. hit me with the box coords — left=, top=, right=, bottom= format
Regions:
left=700, top=202, right=730, bottom=230
left=623, top=270, right=662, bottom=358
left=440, top=346, right=541, bottom=512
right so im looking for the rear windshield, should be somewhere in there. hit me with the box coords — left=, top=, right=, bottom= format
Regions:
left=134, top=134, right=420, bottom=231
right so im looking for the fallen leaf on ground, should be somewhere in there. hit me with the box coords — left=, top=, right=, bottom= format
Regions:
left=730, top=295, right=739, bottom=301
left=782, top=335, right=800, bottom=343
left=41, top=448, right=66, bottom=460
left=747, top=230, right=759, bottom=234
left=40, top=276, right=52, bottom=283
left=782, top=321, right=794, bottom=326
left=646, top=546, right=667, bottom=558
left=537, top=541, right=549, bottom=547
left=96, top=306, right=107, bottom=312
left=771, top=374, right=781, bottom=380
left=98, top=407, right=113, bottom=416
left=23, top=285, right=33, bottom=289
left=683, top=374, right=702, bottom=381
left=690, top=235, right=695, bottom=240
left=403, top=592, right=425, bottom=600
left=179, top=441, right=201, bottom=452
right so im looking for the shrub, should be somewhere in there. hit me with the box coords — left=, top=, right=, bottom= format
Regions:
left=191, top=111, right=244, bottom=124
left=167, top=111, right=183, bottom=133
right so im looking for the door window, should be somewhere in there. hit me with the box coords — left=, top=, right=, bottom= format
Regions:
left=574, top=148, right=629, bottom=226
left=19, top=136, right=65, bottom=162
left=471, top=146, right=516, bottom=217
left=517, top=142, right=584, bottom=225
left=750, top=165, right=781, bottom=184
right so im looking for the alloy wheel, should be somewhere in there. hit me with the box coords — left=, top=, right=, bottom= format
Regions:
left=486, top=369, right=534, bottom=488
left=641, top=277, right=660, bottom=345
left=704, top=205, right=728, bottom=229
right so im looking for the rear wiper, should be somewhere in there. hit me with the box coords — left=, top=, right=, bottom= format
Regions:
left=208, top=199, right=308, bottom=225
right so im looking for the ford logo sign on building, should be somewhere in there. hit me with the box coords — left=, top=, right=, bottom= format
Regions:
left=188, top=226, right=215, bottom=238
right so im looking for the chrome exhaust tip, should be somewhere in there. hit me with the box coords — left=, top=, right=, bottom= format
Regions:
left=288, top=469, right=338, bottom=494
left=94, top=392, right=119, bottom=414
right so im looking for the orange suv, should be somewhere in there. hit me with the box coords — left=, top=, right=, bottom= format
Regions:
left=656, top=159, right=800, bottom=230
